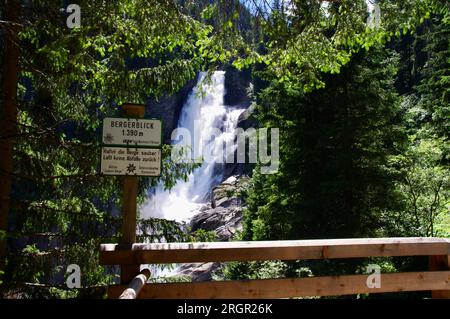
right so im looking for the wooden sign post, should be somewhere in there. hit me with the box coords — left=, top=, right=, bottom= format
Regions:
left=120, top=104, right=144, bottom=284
left=100, top=103, right=162, bottom=284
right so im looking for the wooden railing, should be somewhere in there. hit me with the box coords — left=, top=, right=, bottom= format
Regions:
left=100, top=237, right=450, bottom=299
left=118, top=268, right=151, bottom=299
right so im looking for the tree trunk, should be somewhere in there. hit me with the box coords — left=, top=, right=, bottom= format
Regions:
left=0, top=0, right=20, bottom=273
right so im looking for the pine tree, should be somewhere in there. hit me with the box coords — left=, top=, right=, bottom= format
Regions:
left=244, top=45, right=405, bottom=243
left=0, top=0, right=215, bottom=298
left=416, top=12, right=450, bottom=145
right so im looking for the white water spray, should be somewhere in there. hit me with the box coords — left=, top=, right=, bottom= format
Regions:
left=141, top=71, right=245, bottom=222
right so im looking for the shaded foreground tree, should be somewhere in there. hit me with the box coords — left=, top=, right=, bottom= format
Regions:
left=243, top=45, right=403, bottom=242
left=0, top=0, right=224, bottom=297
left=220, top=0, right=449, bottom=293
left=0, top=0, right=20, bottom=275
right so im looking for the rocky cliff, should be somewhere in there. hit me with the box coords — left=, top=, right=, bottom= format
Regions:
left=176, top=175, right=250, bottom=281
left=145, top=74, right=199, bottom=144
left=224, top=65, right=252, bottom=108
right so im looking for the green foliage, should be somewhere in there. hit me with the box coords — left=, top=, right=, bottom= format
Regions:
left=231, top=0, right=436, bottom=94
left=225, top=1, right=449, bottom=288
left=415, top=11, right=450, bottom=142
left=388, top=137, right=450, bottom=237
left=137, top=218, right=217, bottom=243
left=382, top=8, right=450, bottom=239
left=188, top=228, right=218, bottom=242
left=149, top=275, right=192, bottom=284
left=219, top=260, right=288, bottom=280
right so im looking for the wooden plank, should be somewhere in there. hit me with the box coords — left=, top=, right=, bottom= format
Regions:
left=100, top=237, right=450, bottom=265
left=429, top=255, right=450, bottom=299
left=107, top=271, right=450, bottom=299
left=118, top=268, right=151, bottom=299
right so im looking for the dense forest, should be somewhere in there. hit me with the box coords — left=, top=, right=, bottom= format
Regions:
left=0, top=0, right=449, bottom=299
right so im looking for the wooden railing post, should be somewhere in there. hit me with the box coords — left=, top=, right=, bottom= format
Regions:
left=429, top=255, right=450, bottom=299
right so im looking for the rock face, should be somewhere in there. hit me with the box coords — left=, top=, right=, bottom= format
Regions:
left=175, top=176, right=249, bottom=281
left=176, top=262, right=221, bottom=282
left=224, top=65, right=252, bottom=108
left=190, top=206, right=243, bottom=242
left=145, top=74, right=199, bottom=144
left=190, top=175, right=248, bottom=241
left=236, top=103, right=258, bottom=130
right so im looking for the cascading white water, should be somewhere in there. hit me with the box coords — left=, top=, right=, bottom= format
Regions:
left=141, top=71, right=245, bottom=222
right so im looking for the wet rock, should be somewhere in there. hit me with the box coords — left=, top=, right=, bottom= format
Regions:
left=189, top=175, right=249, bottom=242
left=212, top=176, right=240, bottom=208
left=212, top=175, right=248, bottom=209
left=176, top=176, right=249, bottom=281
left=190, top=206, right=243, bottom=241
left=236, top=103, right=258, bottom=130
left=177, top=263, right=220, bottom=281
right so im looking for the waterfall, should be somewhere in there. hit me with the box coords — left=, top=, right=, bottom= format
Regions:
left=141, top=71, right=245, bottom=222
left=366, top=0, right=381, bottom=29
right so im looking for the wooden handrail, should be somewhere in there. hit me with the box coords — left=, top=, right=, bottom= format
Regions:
left=118, top=268, right=151, bottom=299
left=109, top=271, right=450, bottom=299
left=100, top=237, right=450, bottom=265
left=101, top=237, right=450, bottom=299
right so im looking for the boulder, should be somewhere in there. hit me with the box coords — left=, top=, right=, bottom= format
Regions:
left=176, top=263, right=220, bottom=281
left=212, top=175, right=248, bottom=208
left=189, top=175, right=249, bottom=241
left=236, top=103, right=258, bottom=130
left=190, top=206, right=243, bottom=241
